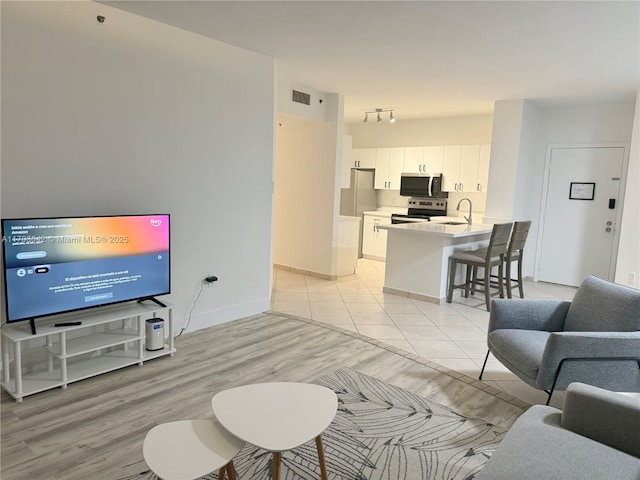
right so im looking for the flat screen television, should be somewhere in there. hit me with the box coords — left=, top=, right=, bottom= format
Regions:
left=2, top=214, right=170, bottom=332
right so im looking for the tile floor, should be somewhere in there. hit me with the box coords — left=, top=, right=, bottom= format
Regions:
left=271, top=258, right=578, bottom=408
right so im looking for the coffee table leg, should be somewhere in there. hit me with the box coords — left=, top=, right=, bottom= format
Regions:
left=218, top=466, right=226, bottom=480
left=272, top=451, right=281, bottom=480
left=226, top=461, right=236, bottom=480
left=315, top=435, right=329, bottom=480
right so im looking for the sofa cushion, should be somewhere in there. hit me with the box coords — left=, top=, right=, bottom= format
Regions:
left=475, top=405, right=640, bottom=480
left=564, top=275, right=640, bottom=332
left=488, top=329, right=550, bottom=380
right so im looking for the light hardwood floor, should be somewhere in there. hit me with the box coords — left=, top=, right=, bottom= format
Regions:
left=1, top=312, right=528, bottom=480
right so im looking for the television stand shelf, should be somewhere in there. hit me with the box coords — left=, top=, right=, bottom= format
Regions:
left=1, top=302, right=174, bottom=402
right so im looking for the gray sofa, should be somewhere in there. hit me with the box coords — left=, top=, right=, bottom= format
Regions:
left=476, top=382, right=640, bottom=480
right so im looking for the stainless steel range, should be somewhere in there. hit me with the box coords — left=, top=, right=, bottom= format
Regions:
left=391, top=199, right=447, bottom=224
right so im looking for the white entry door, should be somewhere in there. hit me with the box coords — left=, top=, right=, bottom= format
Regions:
left=537, top=147, right=624, bottom=287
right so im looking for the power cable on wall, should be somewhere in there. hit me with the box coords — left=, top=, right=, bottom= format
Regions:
left=178, top=281, right=204, bottom=337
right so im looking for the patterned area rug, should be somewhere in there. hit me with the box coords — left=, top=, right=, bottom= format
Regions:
left=120, top=367, right=504, bottom=480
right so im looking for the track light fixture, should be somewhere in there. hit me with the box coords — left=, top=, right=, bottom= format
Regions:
left=363, top=108, right=395, bottom=124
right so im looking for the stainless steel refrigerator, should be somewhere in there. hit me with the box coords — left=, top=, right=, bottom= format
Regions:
left=340, top=169, right=377, bottom=258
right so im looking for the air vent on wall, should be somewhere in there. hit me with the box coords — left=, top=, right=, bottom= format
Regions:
left=291, top=89, right=311, bottom=106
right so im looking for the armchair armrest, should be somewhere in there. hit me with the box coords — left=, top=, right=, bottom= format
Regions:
left=561, top=382, right=640, bottom=458
left=488, top=299, right=570, bottom=333
left=541, top=331, right=640, bottom=363
left=538, top=331, right=640, bottom=390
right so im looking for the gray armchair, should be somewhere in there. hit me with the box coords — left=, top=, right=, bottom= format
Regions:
left=479, top=275, right=640, bottom=404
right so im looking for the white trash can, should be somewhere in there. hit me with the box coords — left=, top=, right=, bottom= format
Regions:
left=145, top=318, right=165, bottom=351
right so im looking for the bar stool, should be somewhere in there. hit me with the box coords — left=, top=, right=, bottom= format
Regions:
left=446, top=222, right=513, bottom=311
left=505, top=220, right=532, bottom=298
left=472, top=220, right=532, bottom=299
left=143, top=419, right=245, bottom=480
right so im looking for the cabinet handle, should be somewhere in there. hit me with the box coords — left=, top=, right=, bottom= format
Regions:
left=418, top=165, right=422, bottom=173
left=460, top=183, right=463, bottom=191
left=477, top=183, right=481, bottom=192
left=423, top=164, right=426, bottom=172
left=455, top=183, right=459, bottom=191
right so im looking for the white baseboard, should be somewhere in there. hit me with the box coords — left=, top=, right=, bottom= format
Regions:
left=175, top=298, right=270, bottom=335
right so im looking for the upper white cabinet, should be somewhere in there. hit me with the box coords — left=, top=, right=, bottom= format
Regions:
left=442, top=144, right=483, bottom=193
left=374, top=147, right=404, bottom=190
left=476, top=144, right=491, bottom=192
left=403, top=146, right=444, bottom=174
left=459, top=145, right=480, bottom=192
left=340, top=135, right=353, bottom=188
left=351, top=148, right=376, bottom=169
left=442, top=146, right=462, bottom=192
left=403, top=147, right=423, bottom=173
left=355, top=143, right=490, bottom=193
left=423, top=146, right=445, bottom=174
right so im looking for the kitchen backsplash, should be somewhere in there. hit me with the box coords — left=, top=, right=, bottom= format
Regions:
left=377, top=189, right=487, bottom=215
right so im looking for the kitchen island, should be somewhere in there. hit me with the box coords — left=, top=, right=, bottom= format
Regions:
left=377, top=220, right=493, bottom=304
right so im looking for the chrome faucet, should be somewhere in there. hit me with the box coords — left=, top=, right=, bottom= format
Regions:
left=456, top=198, right=472, bottom=225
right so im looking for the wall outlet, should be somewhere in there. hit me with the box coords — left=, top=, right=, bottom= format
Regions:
left=629, top=272, right=637, bottom=286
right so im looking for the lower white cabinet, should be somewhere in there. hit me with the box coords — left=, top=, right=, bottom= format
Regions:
left=362, top=214, right=391, bottom=259
left=1, top=302, right=175, bottom=402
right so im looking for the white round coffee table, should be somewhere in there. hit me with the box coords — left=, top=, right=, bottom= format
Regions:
left=211, top=382, right=338, bottom=480
left=143, top=419, right=245, bottom=480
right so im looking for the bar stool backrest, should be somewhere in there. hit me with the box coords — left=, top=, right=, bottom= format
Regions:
left=485, top=223, right=513, bottom=260
left=507, top=221, right=532, bottom=258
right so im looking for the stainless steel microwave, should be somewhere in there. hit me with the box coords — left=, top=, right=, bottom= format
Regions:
left=399, top=173, right=448, bottom=198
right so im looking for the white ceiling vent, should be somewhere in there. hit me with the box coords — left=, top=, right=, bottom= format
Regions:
left=291, top=89, right=311, bottom=106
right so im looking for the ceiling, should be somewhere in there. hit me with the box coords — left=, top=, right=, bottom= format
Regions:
left=104, top=1, right=639, bottom=123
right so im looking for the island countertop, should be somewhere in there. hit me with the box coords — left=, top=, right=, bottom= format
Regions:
left=378, top=220, right=493, bottom=238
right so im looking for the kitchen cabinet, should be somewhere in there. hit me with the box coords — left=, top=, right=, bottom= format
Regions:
left=374, top=147, right=404, bottom=190
left=362, top=214, right=391, bottom=259
left=423, top=146, right=445, bottom=174
left=340, top=135, right=353, bottom=188
left=403, top=147, right=423, bottom=173
left=403, top=146, right=444, bottom=174
left=351, top=148, right=376, bottom=169
left=442, top=146, right=462, bottom=192
left=442, top=145, right=481, bottom=193
left=476, top=144, right=491, bottom=192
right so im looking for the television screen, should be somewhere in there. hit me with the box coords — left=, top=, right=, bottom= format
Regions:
left=2, top=214, right=170, bottom=323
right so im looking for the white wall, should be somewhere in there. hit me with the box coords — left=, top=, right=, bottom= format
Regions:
left=347, top=114, right=493, bottom=148
left=615, top=93, right=640, bottom=288
left=488, top=99, right=636, bottom=279
left=484, top=100, right=526, bottom=223
left=273, top=111, right=339, bottom=277
left=1, top=2, right=275, bottom=332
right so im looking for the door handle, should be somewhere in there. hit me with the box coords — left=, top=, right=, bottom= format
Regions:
left=605, top=227, right=612, bottom=233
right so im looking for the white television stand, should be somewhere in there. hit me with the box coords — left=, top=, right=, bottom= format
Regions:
left=1, top=301, right=174, bottom=402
